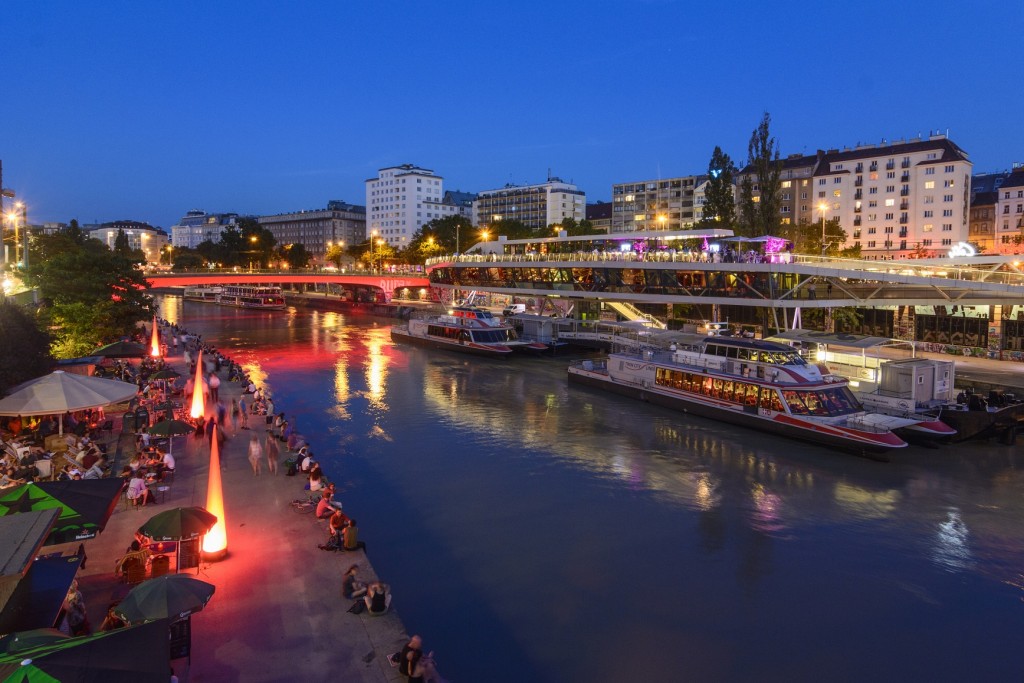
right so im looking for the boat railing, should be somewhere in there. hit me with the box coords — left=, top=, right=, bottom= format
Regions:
left=570, top=358, right=608, bottom=372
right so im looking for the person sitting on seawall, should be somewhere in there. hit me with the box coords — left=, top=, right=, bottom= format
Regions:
left=308, top=463, right=325, bottom=492
left=343, top=517, right=366, bottom=552
left=315, top=488, right=339, bottom=520
left=395, top=635, right=437, bottom=683
left=341, top=564, right=367, bottom=599
left=319, top=509, right=351, bottom=551
left=363, top=581, right=390, bottom=615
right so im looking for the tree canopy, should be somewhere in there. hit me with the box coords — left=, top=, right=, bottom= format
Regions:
left=738, top=112, right=783, bottom=237
left=0, top=301, right=54, bottom=397
left=701, top=146, right=737, bottom=229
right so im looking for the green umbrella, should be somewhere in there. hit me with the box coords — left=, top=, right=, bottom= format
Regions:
left=114, top=575, right=215, bottom=625
left=147, top=418, right=195, bottom=457
left=92, top=341, right=147, bottom=358
left=0, top=479, right=124, bottom=545
left=0, top=620, right=169, bottom=683
left=0, top=630, right=68, bottom=656
left=137, top=506, right=216, bottom=542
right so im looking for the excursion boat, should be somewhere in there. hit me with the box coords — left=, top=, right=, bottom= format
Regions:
left=568, top=337, right=911, bottom=455
left=390, top=305, right=548, bottom=357
left=216, top=285, right=286, bottom=310
left=183, top=285, right=222, bottom=302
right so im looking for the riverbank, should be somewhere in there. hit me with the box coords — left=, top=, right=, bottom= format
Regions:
left=72, top=342, right=411, bottom=682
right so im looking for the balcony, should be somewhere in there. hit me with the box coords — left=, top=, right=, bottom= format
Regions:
left=899, top=230, right=908, bottom=238
left=899, top=215, right=909, bottom=224
left=902, top=160, right=911, bottom=169
left=855, top=164, right=864, bottom=173
left=855, top=177, right=863, bottom=187
left=886, top=162, right=895, bottom=170
left=853, top=217, right=862, bottom=227
left=900, top=201, right=909, bottom=211
left=854, top=190, right=863, bottom=200
left=900, top=188, right=910, bottom=197
left=854, top=205, right=862, bottom=213
left=901, top=173, right=910, bottom=183
left=869, top=163, right=878, bottom=172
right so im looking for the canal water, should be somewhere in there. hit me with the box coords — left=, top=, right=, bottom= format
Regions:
left=159, top=299, right=1024, bottom=682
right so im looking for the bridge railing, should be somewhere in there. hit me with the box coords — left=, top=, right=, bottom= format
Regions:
left=148, top=267, right=427, bottom=277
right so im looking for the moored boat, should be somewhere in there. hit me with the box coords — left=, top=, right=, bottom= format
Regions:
left=390, top=305, right=546, bottom=357
left=216, top=285, right=286, bottom=309
left=568, top=337, right=910, bottom=456
left=183, top=285, right=222, bottom=302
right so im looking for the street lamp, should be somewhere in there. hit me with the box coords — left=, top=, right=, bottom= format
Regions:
left=818, top=202, right=828, bottom=257
left=370, top=230, right=378, bottom=274
left=658, top=213, right=667, bottom=230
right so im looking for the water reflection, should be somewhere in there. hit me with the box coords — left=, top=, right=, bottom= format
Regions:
left=161, top=296, right=1024, bottom=683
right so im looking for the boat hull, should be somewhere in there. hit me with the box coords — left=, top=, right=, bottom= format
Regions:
left=568, top=366, right=906, bottom=456
left=390, top=327, right=513, bottom=358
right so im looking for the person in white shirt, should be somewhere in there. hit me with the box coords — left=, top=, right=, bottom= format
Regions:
left=162, top=451, right=175, bottom=471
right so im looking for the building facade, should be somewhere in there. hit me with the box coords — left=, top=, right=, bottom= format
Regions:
left=969, top=172, right=1009, bottom=254
left=738, top=134, right=973, bottom=259
left=610, top=175, right=702, bottom=233
left=91, top=221, right=169, bottom=264
left=365, top=164, right=454, bottom=247
left=443, top=190, right=477, bottom=220
left=585, top=201, right=612, bottom=233
left=473, top=177, right=585, bottom=231
left=258, top=201, right=366, bottom=262
left=169, top=210, right=240, bottom=249
left=994, top=164, right=1024, bottom=254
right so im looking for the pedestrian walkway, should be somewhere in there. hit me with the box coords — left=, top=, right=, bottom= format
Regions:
left=73, top=347, right=410, bottom=682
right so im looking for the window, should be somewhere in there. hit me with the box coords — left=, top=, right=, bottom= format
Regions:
left=887, top=171, right=895, bottom=179
left=833, top=190, right=841, bottom=198
left=944, top=194, right=954, bottom=202
left=868, top=241, right=876, bottom=248
left=869, top=200, right=878, bottom=208
left=885, top=213, right=894, bottom=220
left=923, top=239, right=933, bottom=246
left=867, top=213, right=877, bottom=220
left=886, top=186, right=895, bottom=193
left=945, top=165, right=954, bottom=173
left=818, top=191, right=826, bottom=198
left=924, top=196, right=934, bottom=204
left=782, top=181, right=792, bottom=188
left=884, top=226, right=894, bottom=234
left=819, top=179, right=826, bottom=185
left=942, top=238, right=952, bottom=246
left=925, top=168, right=935, bottom=175
left=885, top=199, right=895, bottom=206
left=834, top=177, right=842, bottom=184
left=923, top=224, right=933, bottom=232
left=782, top=193, right=791, bottom=200
left=924, top=210, right=934, bottom=218
left=801, top=192, right=808, bottom=199
left=868, top=227, right=877, bottom=234
left=944, top=180, right=955, bottom=188
left=925, top=181, right=935, bottom=189
left=835, top=164, right=844, bottom=170
left=942, top=209, right=953, bottom=217
left=942, top=224, right=953, bottom=231
left=869, top=187, right=878, bottom=195
left=870, top=172, right=879, bottom=181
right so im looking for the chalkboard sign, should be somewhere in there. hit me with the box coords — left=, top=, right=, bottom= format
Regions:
left=169, top=616, right=191, bottom=660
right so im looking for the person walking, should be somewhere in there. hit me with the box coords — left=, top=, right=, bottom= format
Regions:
left=265, top=432, right=280, bottom=475
left=247, top=433, right=263, bottom=475
left=229, top=398, right=240, bottom=432
left=208, top=372, right=221, bottom=403
left=238, top=396, right=249, bottom=429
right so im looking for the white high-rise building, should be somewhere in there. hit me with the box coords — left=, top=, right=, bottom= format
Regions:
left=365, top=164, right=457, bottom=247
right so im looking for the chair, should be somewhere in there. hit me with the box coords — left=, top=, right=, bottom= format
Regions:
left=34, top=459, right=54, bottom=481
left=121, top=556, right=147, bottom=585
left=150, top=554, right=171, bottom=578
left=98, top=420, right=114, bottom=435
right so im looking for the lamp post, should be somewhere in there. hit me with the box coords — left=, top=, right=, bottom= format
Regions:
left=818, top=202, right=828, bottom=257
left=455, top=222, right=460, bottom=256
left=370, top=230, right=378, bottom=274
left=249, top=235, right=258, bottom=272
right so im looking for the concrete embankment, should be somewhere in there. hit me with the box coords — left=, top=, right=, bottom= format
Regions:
left=75, top=344, right=409, bottom=682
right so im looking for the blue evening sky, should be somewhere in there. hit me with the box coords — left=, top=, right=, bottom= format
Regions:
left=3, top=0, right=1022, bottom=229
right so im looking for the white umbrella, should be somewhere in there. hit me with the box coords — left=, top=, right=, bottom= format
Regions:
left=0, top=370, right=139, bottom=434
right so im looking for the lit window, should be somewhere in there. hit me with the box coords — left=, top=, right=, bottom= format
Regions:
left=833, top=190, right=841, bottom=198
left=925, top=181, right=935, bottom=189
left=782, top=181, right=792, bottom=188
left=885, top=199, right=895, bottom=206
left=923, top=224, right=933, bottom=232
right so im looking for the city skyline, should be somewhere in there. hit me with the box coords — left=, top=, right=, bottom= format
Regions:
left=3, top=1, right=1022, bottom=230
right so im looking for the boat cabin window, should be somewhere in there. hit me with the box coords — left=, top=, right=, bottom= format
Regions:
left=782, top=387, right=860, bottom=416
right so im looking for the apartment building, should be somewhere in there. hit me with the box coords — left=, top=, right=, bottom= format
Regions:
left=969, top=172, right=1009, bottom=253
left=473, top=177, right=585, bottom=231
left=258, top=201, right=366, bottom=262
left=738, top=134, right=972, bottom=259
left=994, top=164, right=1024, bottom=253
left=92, top=221, right=169, bottom=263
left=586, top=201, right=613, bottom=233
left=610, top=175, right=702, bottom=233
left=365, top=164, right=456, bottom=247
left=169, top=210, right=240, bottom=249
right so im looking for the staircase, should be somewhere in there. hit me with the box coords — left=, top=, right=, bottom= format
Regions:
left=606, top=302, right=667, bottom=329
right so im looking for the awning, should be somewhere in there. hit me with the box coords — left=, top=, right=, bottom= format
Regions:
left=0, top=554, right=82, bottom=635
left=767, top=329, right=906, bottom=349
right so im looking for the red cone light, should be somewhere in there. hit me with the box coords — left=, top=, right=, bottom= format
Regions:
left=202, top=428, right=228, bottom=560
left=189, top=350, right=205, bottom=419
left=150, top=317, right=162, bottom=357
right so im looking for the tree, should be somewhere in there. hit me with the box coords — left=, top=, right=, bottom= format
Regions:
left=279, top=243, right=310, bottom=269
left=171, top=248, right=205, bottom=271
left=359, top=238, right=397, bottom=271
left=324, top=243, right=348, bottom=269
left=788, top=218, right=847, bottom=256
left=487, top=219, right=533, bottom=241
left=23, top=227, right=152, bottom=358
left=739, top=112, right=783, bottom=237
left=548, top=217, right=591, bottom=237
left=0, top=301, right=53, bottom=396
left=701, top=146, right=737, bottom=229
left=113, top=228, right=131, bottom=256
left=737, top=174, right=757, bottom=237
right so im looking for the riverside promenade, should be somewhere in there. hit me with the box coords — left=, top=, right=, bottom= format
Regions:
left=73, top=348, right=410, bottom=682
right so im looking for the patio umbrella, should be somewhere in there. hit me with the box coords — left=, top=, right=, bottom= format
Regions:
left=113, top=575, right=215, bottom=625
left=0, top=479, right=124, bottom=545
left=0, top=619, right=170, bottom=683
left=147, top=418, right=194, bottom=457
left=137, top=506, right=216, bottom=542
left=91, top=341, right=147, bottom=358
left=0, top=630, right=68, bottom=655
left=0, top=371, right=138, bottom=435
left=0, top=481, right=123, bottom=544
